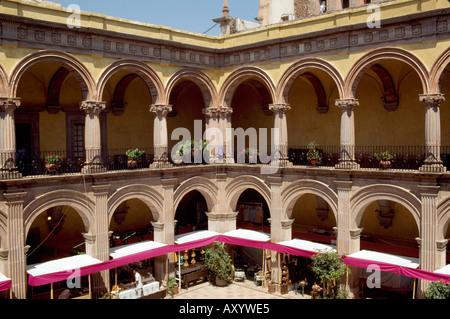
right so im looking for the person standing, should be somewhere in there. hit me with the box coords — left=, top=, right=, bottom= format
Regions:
left=132, top=269, right=143, bottom=298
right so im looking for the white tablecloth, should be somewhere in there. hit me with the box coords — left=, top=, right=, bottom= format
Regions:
left=118, top=281, right=160, bottom=299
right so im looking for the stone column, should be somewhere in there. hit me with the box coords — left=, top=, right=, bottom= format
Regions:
left=219, top=106, right=234, bottom=164
left=150, top=104, right=172, bottom=168
left=419, top=94, right=446, bottom=173
left=335, top=99, right=360, bottom=169
left=416, top=185, right=440, bottom=297
left=269, top=103, right=291, bottom=166
left=80, top=101, right=106, bottom=173
left=4, top=191, right=27, bottom=299
left=267, top=176, right=284, bottom=291
left=203, top=107, right=221, bottom=163
left=152, top=177, right=177, bottom=281
left=91, top=185, right=111, bottom=296
left=335, top=180, right=355, bottom=255
left=0, top=98, right=21, bottom=179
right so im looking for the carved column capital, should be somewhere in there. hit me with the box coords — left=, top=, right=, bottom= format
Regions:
left=269, top=103, right=291, bottom=114
left=203, top=107, right=220, bottom=120
left=0, top=98, right=21, bottom=113
left=419, top=93, right=445, bottom=107
left=335, top=98, right=359, bottom=111
left=219, top=106, right=233, bottom=118
left=150, top=104, right=172, bottom=117
left=80, top=101, right=106, bottom=115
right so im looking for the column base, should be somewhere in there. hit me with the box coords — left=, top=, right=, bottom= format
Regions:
left=419, top=163, right=447, bottom=173
left=0, top=169, right=22, bottom=180
left=82, top=164, right=107, bottom=174
left=335, top=161, right=360, bottom=170
left=150, top=160, right=173, bottom=169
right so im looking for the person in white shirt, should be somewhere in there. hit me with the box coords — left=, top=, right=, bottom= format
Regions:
left=133, top=269, right=143, bottom=298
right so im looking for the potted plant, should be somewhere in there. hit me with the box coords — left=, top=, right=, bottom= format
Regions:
left=126, top=148, right=145, bottom=168
left=374, top=151, right=393, bottom=169
left=204, top=242, right=233, bottom=287
left=44, top=154, right=64, bottom=172
left=240, top=147, right=259, bottom=164
left=306, top=142, right=322, bottom=166
left=167, top=277, right=179, bottom=297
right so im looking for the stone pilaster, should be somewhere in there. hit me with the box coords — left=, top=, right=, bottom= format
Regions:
left=4, top=191, right=27, bottom=299
left=335, top=99, right=360, bottom=169
left=152, top=177, right=177, bottom=281
left=80, top=101, right=106, bottom=173
left=206, top=212, right=238, bottom=233
left=91, top=185, right=111, bottom=296
left=267, top=176, right=284, bottom=289
left=219, top=106, right=234, bottom=164
left=150, top=104, right=172, bottom=168
left=269, top=103, right=292, bottom=166
left=335, top=180, right=354, bottom=255
left=419, top=94, right=446, bottom=173
left=416, top=185, right=440, bottom=297
left=203, top=107, right=222, bottom=163
left=0, top=98, right=21, bottom=179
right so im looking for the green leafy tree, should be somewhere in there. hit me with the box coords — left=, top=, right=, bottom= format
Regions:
left=204, top=242, right=233, bottom=285
left=310, top=250, right=347, bottom=298
left=425, top=280, right=450, bottom=299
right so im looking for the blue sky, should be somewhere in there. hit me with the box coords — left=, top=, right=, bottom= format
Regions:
left=55, top=0, right=260, bottom=35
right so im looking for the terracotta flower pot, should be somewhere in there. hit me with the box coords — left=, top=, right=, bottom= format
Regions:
left=127, top=158, right=138, bottom=168
left=379, top=159, right=392, bottom=169
left=45, top=162, right=60, bottom=172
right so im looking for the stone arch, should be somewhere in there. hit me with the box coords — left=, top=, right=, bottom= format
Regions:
left=437, top=196, right=450, bottom=240
left=96, top=59, right=165, bottom=105
left=277, top=58, right=345, bottom=104
left=173, top=177, right=218, bottom=217
left=23, top=190, right=95, bottom=236
left=219, top=66, right=277, bottom=108
left=344, top=47, right=430, bottom=98
left=429, top=47, right=450, bottom=94
left=107, top=184, right=164, bottom=223
left=0, top=62, right=8, bottom=96
left=225, top=175, right=272, bottom=215
left=9, top=50, right=97, bottom=100
left=281, top=179, right=338, bottom=221
left=351, top=184, right=421, bottom=232
left=165, top=68, right=218, bottom=109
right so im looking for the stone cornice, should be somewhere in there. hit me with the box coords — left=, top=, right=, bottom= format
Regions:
left=1, top=8, right=449, bottom=69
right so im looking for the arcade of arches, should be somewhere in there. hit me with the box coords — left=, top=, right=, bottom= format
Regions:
left=0, top=0, right=450, bottom=299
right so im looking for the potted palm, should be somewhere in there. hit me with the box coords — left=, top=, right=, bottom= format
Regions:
left=126, top=148, right=145, bottom=168
left=167, top=277, right=179, bottom=297
left=307, top=142, right=322, bottom=166
left=44, top=154, right=64, bottom=172
left=204, top=242, right=233, bottom=287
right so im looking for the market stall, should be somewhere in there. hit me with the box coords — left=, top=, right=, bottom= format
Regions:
left=109, top=241, right=167, bottom=299
left=0, top=273, right=11, bottom=293
left=26, top=254, right=103, bottom=299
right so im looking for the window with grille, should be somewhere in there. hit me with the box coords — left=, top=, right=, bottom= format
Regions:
left=73, top=123, right=84, bottom=158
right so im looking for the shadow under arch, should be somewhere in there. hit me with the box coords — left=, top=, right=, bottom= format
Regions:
left=281, top=179, right=338, bottom=222
left=9, top=50, right=97, bottom=101
left=350, top=184, right=421, bottom=232
left=107, top=184, right=164, bottom=223
left=343, top=47, right=430, bottom=98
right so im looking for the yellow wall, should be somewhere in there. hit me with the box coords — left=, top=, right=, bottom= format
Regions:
left=287, top=76, right=341, bottom=146
left=110, top=199, right=154, bottom=233
left=291, top=194, right=337, bottom=231
left=360, top=201, right=419, bottom=241
left=167, top=83, right=206, bottom=150
left=355, top=63, right=425, bottom=146
left=105, top=78, right=154, bottom=150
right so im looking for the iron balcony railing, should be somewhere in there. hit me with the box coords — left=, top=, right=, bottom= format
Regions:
left=7, top=145, right=450, bottom=178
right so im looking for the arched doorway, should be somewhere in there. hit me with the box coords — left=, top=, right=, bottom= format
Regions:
left=15, top=61, right=90, bottom=175
left=236, top=189, right=270, bottom=233
left=110, top=198, right=156, bottom=246
left=174, top=190, right=208, bottom=234
left=26, top=205, right=88, bottom=299
left=290, top=194, right=337, bottom=244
